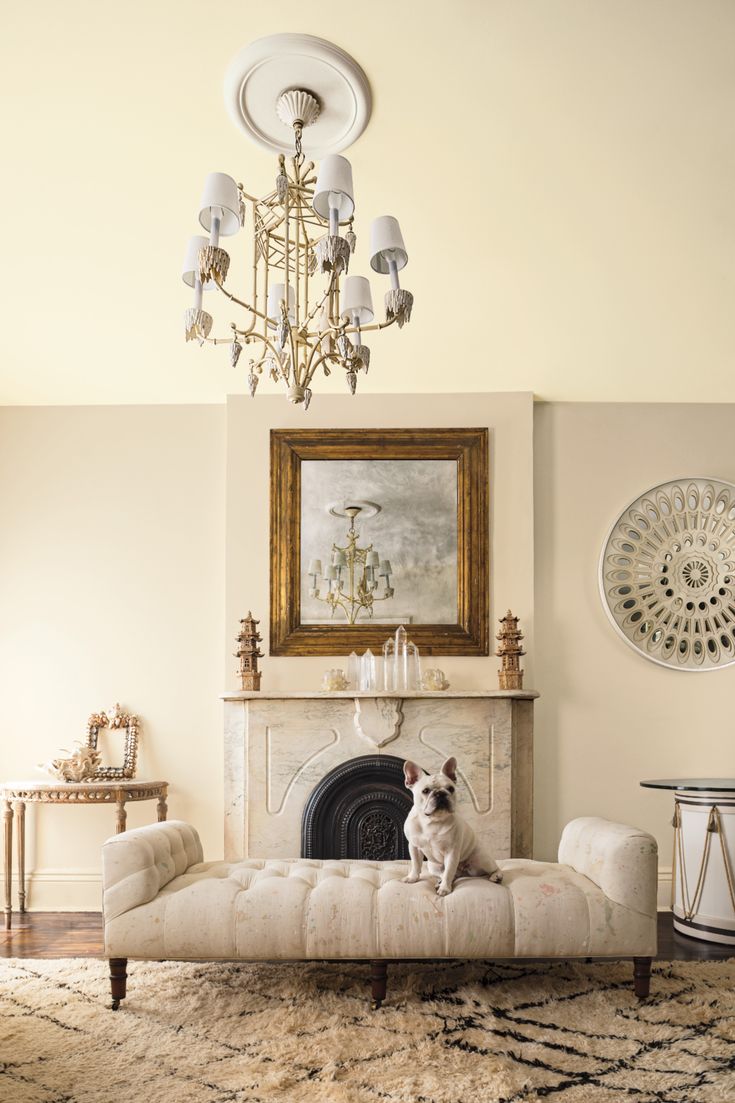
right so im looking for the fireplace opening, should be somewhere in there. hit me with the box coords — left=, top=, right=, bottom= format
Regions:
left=301, top=754, right=412, bottom=861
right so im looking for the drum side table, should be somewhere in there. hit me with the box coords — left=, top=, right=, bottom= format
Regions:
left=1, top=779, right=168, bottom=929
left=641, top=778, right=735, bottom=945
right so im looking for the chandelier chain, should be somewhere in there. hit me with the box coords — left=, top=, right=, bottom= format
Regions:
left=293, top=124, right=304, bottom=166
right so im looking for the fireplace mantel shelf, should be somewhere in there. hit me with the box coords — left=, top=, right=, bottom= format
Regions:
left=222, top=689, right=539, bottom=701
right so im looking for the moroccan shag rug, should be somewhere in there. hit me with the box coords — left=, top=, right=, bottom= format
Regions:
left=1, top=958, right=734, bottom=1102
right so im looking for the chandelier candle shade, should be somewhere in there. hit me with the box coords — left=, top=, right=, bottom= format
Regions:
left=181, top=35, right=413, bottom=407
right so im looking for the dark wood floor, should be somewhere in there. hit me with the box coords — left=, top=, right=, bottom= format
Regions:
left=1, top=911, right=733, bottom=960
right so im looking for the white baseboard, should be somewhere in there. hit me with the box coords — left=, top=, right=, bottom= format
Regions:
left=9, top=869, right=102, bottom=912
left=657, top=867, right=672, bottom=912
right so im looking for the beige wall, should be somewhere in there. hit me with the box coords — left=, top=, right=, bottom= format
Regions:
left=4, top=396, right=734, bottom=910
left=0, top=394, right=533, bottom=910
left=0, top=406, right=225, bottom=908
left=534, top=402, right=735, bottom=902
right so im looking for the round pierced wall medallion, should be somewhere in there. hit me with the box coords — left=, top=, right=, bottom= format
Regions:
left=599, top=478, right=735, bottom=671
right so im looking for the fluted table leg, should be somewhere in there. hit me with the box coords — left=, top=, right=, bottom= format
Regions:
left=4, top=800, right=13, bottom=930
left=16, top=801, right=25, bottom=913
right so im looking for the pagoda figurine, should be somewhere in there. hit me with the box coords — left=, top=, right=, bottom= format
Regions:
left=496, top=609, right=525, bottom=690
left=234, top=611, right=264, bottom=691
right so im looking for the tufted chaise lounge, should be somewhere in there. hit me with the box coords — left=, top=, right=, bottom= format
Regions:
left=102, top=816, right=658, bottom=1008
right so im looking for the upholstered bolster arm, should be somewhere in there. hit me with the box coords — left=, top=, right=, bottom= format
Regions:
left=102, top=820, right=203, bottom=922
left=558, top=816, right=658, bottom=917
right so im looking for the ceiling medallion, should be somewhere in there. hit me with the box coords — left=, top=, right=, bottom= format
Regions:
left=599, top=478, right=735, bottom=671
left=181, top=34, right=413, bottom=408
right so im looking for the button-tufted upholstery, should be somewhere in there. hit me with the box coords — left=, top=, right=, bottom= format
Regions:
left=103, top=818, right=657, bottom=962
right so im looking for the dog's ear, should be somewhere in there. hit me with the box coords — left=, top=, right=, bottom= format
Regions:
left=403, top=760, right=425, bottom=787
left=441, top=757, right=457, bottom=781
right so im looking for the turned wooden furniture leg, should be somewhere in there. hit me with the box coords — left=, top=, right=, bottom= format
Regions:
left=633, top=956, right=652, bottom=999
left=4, top=800, right=13, bottom=930
left=370, top=960, right=388, bottom=1009
left=16, top=801, right=26, bottom=914
left=109, top=958, right=128, bottom=1010
left=115, top=799, right=127, bottom=834
left=157, top=793, right=168, bottom=822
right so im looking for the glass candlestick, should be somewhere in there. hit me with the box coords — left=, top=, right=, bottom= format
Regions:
left=381, top=626, right=421, bottom=690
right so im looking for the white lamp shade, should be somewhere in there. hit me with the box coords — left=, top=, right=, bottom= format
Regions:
left=182, top=235, right=215, bottom=289
left=379, top=559, right=393, bottom=576
left=366, top=550, right=380, bottom=567
left=267, top=283, right=295, bottom=322
left=313, top=155, right=355, bottom=222
left=333, top=550, right=347, bottom=567
left=325, top=565, right=338, bottom=580
left=370, top=216, right=408, bottom=274
left=198, top=173, right=241, bottom=236
left=340, top=276, right=374, bottom=325
left=307, top=559, right=322, bottom=576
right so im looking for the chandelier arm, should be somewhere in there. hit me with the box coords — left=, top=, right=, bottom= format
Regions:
left=302, top=293, right=341, bottom=377
left=199, top=334, right=240, bottom=346
left=349, top=317, right=400, bottom=336
left=213, top=280, right=269, bottom=324
left=292, top=158, right=301, bottom=332
left=244, top=201, right=260, bottom=338
left=287, top=321, right=299, bottom=386
left=242, top=329, right=284, bottom=360
left=284, top=167, right=291, bottom=348
left=231, top=328, right=288, bottom=376
left=300, top=278, right=336, bottom=334
left=302, top=350, right=338, bottom=389
left=293, top=175, right=314, bottom=323
left=334, top=586, right=360, bottom=624
left=239, top=187, right=261, bottom=205
left=317, top=590, right=353, bottom=621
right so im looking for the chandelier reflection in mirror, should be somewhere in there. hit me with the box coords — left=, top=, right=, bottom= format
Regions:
left=307, top=502, right=395, bottom=624
left=181, top=38, right=413, bottom=409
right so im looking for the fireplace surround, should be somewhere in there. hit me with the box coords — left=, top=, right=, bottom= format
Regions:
left=223, top=690, right=537, bottom=861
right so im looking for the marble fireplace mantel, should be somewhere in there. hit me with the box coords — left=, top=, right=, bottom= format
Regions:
left=223, top=689, right=538, bottom=862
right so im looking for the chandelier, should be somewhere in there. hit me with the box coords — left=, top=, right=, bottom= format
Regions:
left=181, top=35, right=413, bottom=409
left=306, top=502, right=395, bottom=623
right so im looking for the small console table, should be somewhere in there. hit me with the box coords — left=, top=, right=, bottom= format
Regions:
left=641, top=778, right=735, bottom=945
left=2, top=779, right=169, bottom=929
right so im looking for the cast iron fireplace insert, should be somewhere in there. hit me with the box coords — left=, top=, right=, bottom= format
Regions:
left=301, top=754, right=412, bottom=861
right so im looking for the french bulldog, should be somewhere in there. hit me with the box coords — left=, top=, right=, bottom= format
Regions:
left=402, top=757, right=503, bottom=896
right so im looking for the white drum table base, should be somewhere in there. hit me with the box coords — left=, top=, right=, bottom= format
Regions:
left=672, top=789, right=735, bottom=945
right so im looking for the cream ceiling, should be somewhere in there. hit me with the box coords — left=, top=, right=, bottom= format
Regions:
left=2, top=0, right=734, bottom=404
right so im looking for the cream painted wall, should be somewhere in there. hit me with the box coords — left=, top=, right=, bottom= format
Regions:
left=534, top=402, right=735, bottom=902
left=4, top=395, right=734, bottom=911
left=2, top=1, right=734, bottom=404
left=1, top=394, right=533, bottom=910
left=225, top=392, right=535, bottom=691
left=0, top=406, right=225, bottom=909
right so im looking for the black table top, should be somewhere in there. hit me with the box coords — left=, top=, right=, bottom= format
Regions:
left=641, top=778, right=735, bottom=792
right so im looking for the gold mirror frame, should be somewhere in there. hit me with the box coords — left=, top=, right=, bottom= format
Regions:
left=270, top=427, right=489, bottom=656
